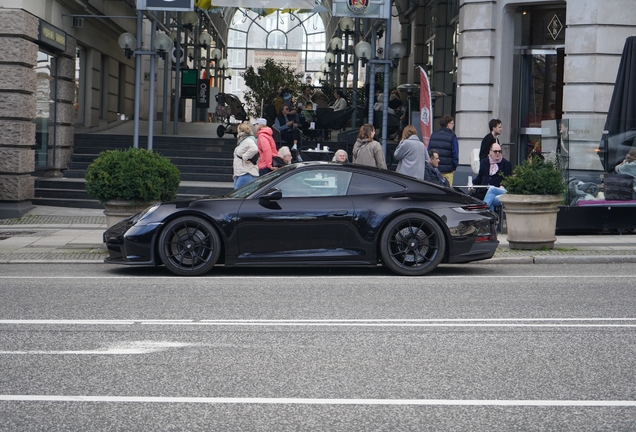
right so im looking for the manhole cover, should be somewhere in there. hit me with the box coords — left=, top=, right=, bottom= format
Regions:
left=0, top=231, right=37, bottom=240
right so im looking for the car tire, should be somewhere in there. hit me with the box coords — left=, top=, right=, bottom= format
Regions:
left=158, top=216, right=221, bottom=276
left=380, top=213, right=446, bottom=276
left=216, top=125, right=225, bottom=137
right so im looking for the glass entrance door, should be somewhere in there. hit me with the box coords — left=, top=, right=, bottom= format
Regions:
left=33, top=50, right=57, bottom=169
left=516, top=48, right=564, bottom=162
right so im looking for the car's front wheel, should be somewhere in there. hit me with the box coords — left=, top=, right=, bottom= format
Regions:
left=158, top=216, right=221, bottom=276
left=380, top=213, right=446, bottom=276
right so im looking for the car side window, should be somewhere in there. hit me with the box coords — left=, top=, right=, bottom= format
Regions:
left=275, top=169, right=353, bottom=198
left=348, top=173, right=406, bottom=195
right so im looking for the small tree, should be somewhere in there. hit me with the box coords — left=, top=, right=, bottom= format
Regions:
left=241, top=58, right=303, bottom=118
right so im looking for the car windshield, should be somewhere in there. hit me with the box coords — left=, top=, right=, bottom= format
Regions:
left=226, top=164, right=297, bottom=198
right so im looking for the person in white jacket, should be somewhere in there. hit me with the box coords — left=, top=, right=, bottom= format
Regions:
left=232, top=122, right=259, bottom=189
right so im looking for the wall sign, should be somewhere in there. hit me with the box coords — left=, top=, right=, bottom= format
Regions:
left=181, top=69, right=198, bottom=98
left=196, top=80, right=210, bottom=108
left=38, top=21, right=66, bottom=52
left=138, top=0, right=194, bottom=11
left=332, top=0, right=388, bottom=19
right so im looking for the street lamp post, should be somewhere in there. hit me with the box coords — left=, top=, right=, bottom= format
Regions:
left=118, top=22, right=173, bottom=150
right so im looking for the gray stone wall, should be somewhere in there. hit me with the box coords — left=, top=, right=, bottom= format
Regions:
left=0, top=10, right=38, bottom=208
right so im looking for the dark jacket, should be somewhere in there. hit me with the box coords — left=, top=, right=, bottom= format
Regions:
left=428, top=128, right=458, bottom=174
left=424, top=163, right=450, bottom=187
left=474, top=157, right=512, bottom=187
left=479, top=133, right=499, bottom=160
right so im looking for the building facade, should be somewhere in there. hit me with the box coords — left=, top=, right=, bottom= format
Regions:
left=0, top=0, right=634, bottom=217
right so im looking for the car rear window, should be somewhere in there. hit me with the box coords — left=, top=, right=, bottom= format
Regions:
left=347, top=173, right=406, bottom=195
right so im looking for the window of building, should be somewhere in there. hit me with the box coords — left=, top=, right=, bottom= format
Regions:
left=226, top=8, right=327, bottom=101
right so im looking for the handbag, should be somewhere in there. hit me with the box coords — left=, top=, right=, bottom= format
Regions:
left=604, top=173, right=635, bottom=200
left=272, top=156, right=286, bottom=168
left=248, top=152, right=260, bottom=165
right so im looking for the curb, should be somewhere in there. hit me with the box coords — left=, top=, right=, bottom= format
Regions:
left=2, top=255, right=636, bottom=265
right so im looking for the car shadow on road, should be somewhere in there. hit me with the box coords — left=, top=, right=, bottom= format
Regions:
left=102, top=263, right=496, bottom=278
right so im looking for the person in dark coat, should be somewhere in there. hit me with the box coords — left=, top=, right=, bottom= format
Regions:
left=424, top=149, right=450, bottom=187
left=479, top=118, right=502, bottom=160
left=428, top=115, right=459, bottom=186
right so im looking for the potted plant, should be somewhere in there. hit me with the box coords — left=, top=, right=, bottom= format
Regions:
left=498, top=154, right=566, bottom=250
left=85, top=147, right=180, bottom=227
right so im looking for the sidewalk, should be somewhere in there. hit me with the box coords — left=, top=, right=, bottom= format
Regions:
left=1, top=205, right=635, bottom=264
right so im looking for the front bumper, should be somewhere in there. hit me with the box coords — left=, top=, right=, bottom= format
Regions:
left=103, top=217, right=162, bottom=265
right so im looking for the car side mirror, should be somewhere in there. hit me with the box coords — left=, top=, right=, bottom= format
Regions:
left=259, top=188, right=282, bottom=201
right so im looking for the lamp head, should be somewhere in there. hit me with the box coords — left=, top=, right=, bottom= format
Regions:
left=118, top=32, right=136, bottom=58
left=339, top=17, right=355, bottom=33
left=354, top=41, right=371, bottom=66
left=199, top=31, right=212, bottom=48
left=183, top=11, right=198, bottom=29
left=329, top=37, right=343, bottom=52
left=153, top=33, right=174, bottom=55
left=210, top=48, right=222, bottom=60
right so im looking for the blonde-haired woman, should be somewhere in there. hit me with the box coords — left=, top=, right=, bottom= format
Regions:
left=394, top=125, right=429, bottom=180
left=352, top=124, right=386, bottom=169
left=232, top=122, right=259, bottom=189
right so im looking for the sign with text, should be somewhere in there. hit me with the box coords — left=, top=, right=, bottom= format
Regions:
left=181, top=69, right=197, bottom=98
left=251, top=50, right=301, bottom=71
left=196, top=79, right=210, bottom=108
left=38, top=20, right=66, bottom=52
left=138, top=0, right=194, bottom=11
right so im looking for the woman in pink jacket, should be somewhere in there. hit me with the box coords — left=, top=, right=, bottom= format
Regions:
left=253, top=118, right=278, bottom=176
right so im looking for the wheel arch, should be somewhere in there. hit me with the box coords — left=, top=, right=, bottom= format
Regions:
left=375, top=207, right=451, bottom=263
left=153, top=210, right=228, bottom=265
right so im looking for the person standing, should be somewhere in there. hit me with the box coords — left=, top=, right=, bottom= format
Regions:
left=479, top=118, right=502, bottom=160
left=424, top=149, right=450, bottom=187
left=253, top=118, right=278, bottom=176
left=232, top=123, right=259, bottom=189
left=394, top=125, right=429, bottom=180
left=428, top=115, right=459, bottom=186
left=352, top=124, right=387, bottom=169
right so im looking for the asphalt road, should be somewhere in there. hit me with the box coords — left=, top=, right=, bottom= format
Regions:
left=1, top=263, right=635, bottom=431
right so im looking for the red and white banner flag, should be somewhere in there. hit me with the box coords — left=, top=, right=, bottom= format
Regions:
left=418, top=66, right=432, bottom=147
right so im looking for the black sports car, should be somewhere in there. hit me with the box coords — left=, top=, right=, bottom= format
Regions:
left=103, top=162, right=498, bottom=276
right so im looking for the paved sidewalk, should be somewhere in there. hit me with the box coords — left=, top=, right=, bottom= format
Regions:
left=1, top=206, right=635, bottom=264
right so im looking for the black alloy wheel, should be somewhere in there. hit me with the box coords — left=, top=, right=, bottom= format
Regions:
left=158, top=216, right=221, bottom=276
left=380, top=213, right=446, bottom=276
left=216, top=125, right=225, bottom=137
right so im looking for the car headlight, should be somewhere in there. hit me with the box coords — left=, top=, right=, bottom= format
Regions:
left=133, top=203, right=160, bottom=225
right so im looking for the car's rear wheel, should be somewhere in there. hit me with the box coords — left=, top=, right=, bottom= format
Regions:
left=158, top=216, right=221, bottom=276
left=380, top=213, right=446, bottom=276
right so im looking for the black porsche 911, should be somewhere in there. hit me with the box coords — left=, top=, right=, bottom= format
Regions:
left=103, top=162, right=499, bottom=276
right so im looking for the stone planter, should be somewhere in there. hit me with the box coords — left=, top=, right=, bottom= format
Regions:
left=103, top=199, right=157, bottom=228
left=498, top=194, right=563, bottom=250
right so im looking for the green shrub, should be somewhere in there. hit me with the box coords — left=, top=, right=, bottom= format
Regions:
left=85, top=147, right=180, bottom=203
left=501, top=154, right=566, bottom=195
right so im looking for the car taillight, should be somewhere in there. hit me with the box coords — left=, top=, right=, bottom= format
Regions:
left=476, top=234, right=495, bottom=242
left=462, top=203, right=489, bottom=211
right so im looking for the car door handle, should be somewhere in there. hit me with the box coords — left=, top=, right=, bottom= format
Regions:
left=328, top=210, right=349, bottom=216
